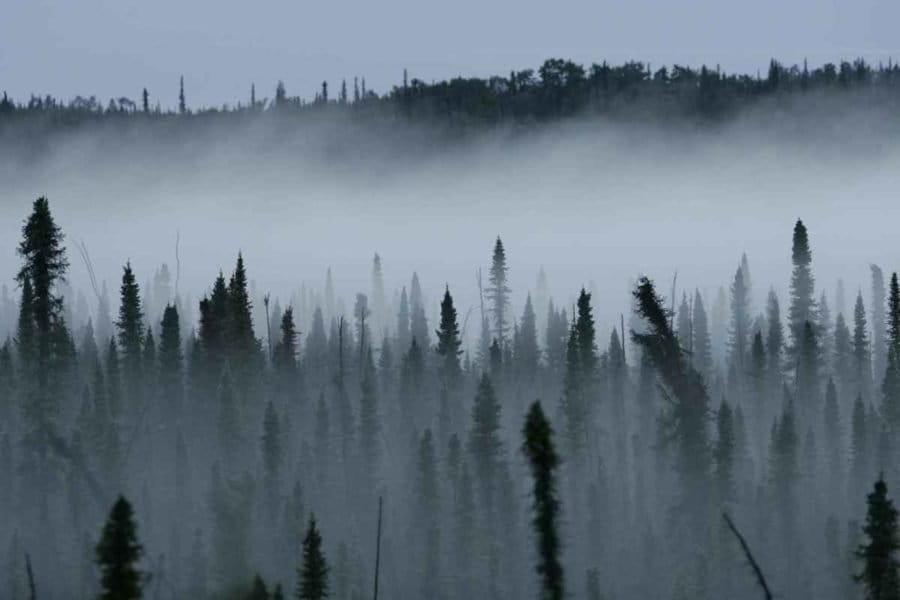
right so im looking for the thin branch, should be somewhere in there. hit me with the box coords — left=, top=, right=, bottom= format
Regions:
left=722, top=512, right=773, bottom=600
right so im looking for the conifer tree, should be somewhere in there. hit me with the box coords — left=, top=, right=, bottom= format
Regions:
left=788, top=219, right=816, bottom=356
left=436, top=286, right=463, bottom=383
left=16, top=197, right=69, bottom=516
left=632, top=277, right=711, bottom=522
left=409, top=273, right=429, bottom=349
left=106, top=337, right=122, bottom=417
left=486, top=237, right=511, bottom=348
left=227, top=253, right=259, bottom=372
left=273, top=307, right=300, bottom=400
left=158, top=304, right=183, bottom=414
left=179, top=75, right=186, bottom=113
left=397, top=286, right=411, bottom=355
left=297, top=516, right=328, bottom=600
left=562, top=289, right=597, bottom=459
left=117, top=262, right=144, bottom=389
left=371, top=253, right=385, bottom=340
left=729, top=264, right=751, bottom=376
left=692, top=289, right=713, bottom=378
left=765, top=289, right=784, bottom=386
left=748, top=330, right=766, bottom=415
left=873, top=266, right=888, bottom=384
left=884, top=274, right=900, bottom=430
left=856, top=476, right=900, bottom=600
left=835, top=312, right=854, bottom=391
left=142, top=326, right=156, bottom=385
left=197, top=273, right=229, bottom=396
left=96, top=496, right=143, bottom=600
left=796, top=320, right=822, bottom=421
left=522, top=401, right=564, bottom=600
left=516, top=294, right=540, bottom=378
left=400, top=337, right=425, bottom=424
left=854, top=293, right=874, bottom=402
left=16, top=275, right=35, bottom=371
left=468, top=373, right=502, bottom=511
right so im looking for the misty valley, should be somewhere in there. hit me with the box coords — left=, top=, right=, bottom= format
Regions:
left=2, top=58, right=900, bottom=600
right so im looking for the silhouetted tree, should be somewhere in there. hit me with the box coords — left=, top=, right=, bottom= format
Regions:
left=788, top=220, right=816, bottom=356
left=486, top=237, right=511, bottom=348
left=856, top=476, right=900, bottom=600
left=96, top=496, right=143, bottom=600
left=297, top=516, right=328, bottom=600
left=522, top=401, right=564, bottom=600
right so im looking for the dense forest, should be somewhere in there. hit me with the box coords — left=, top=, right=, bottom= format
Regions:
left=2, top=192, right=900, bottom=600
left=4, top=56, right=900, bottom=135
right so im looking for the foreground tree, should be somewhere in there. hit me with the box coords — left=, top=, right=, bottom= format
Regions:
left=297, top=516, right=328, bottom=600
left=522, top=401, right=564, bottom=600
left=96, top=496, right=143, bottom=600
left=856, top=476, right=900, bottom=600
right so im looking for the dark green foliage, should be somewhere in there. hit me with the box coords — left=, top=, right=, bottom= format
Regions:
left=436, top=286, right=463, bottom=382
left=522, top=401, right=564, bottom=600
left=158, top=304, right=183, bottom=413
left=273, top=306, right=300, bottom=400
left=632, top=277, right=711, bottom=516
left=297, top=516, right=328, bottom=600
left=227, top=253, right=261, bottom=374
left=96, top=496, right=143, bottom=600
left=515, top=294, right=540, bottom=377
left=6, top=57, right=900, bottom=128
left=16, top=197, right=68, bottom=361
left=117, top=262, right=144, bottom=387
left=885, top=274, right=900, bottom=429
left=16, top=198, right=69, bottom=454
left=856, top=476, right=900, bottom=600
left=562, top=289, right=597, bottom=458
left=788, top=219, right=816, bottom=356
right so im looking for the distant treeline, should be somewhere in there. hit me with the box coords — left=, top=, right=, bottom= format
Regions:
left=3, top=57, right=900, bottom=132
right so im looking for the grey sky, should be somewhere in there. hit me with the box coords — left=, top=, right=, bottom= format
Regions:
left=3, top=0, right=899, bottom=108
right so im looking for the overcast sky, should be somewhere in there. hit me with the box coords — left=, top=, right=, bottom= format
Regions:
left=3, top=0, right=899, bottom=108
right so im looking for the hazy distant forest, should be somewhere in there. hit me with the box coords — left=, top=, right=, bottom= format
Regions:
left=3, top=57, right=900, bottom=600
